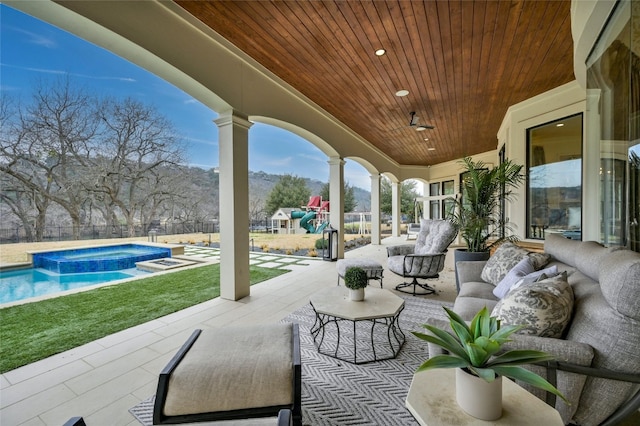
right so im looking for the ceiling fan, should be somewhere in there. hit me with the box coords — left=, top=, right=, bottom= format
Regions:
left=395, top=111, right=434, bottom=131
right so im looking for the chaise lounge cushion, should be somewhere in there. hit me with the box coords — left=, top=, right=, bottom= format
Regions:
left=162, top=323, right=293, bottom=416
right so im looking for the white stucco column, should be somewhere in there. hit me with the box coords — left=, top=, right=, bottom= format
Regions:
left=328, top=156, right=345, bottom=259
left=370, top=173, right=381, bottom=245
left=215, top=110, right=252, bottom=300
left=391, top=181, right=401, bottom=237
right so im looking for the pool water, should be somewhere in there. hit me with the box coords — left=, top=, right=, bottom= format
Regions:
left=0, top=267, right=151, bottom=304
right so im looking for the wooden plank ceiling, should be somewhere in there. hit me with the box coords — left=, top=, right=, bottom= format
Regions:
left=176, top=0, right=575, bottom=167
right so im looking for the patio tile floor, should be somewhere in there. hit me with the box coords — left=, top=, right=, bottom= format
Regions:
left=0, top=237, right=458, bottom=426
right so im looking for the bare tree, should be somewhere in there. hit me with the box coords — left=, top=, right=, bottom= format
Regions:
left=0, top=79, right=99, bottom=240
left=92, top=97, right=186, bottom=236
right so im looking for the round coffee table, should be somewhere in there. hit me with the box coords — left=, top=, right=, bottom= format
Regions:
left=309, top=287, right=405, bottom=364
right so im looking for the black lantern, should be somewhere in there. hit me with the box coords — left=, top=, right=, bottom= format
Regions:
left=322, top=224, right=338, bottom=261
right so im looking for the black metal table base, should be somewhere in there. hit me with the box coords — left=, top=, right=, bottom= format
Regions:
left=309, top=303, right=405, bottom=364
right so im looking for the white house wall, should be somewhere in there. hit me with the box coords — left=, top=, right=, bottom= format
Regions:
left=498, top=81, right=589, bottom=242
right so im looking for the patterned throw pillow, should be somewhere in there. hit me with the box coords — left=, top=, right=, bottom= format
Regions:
left=491, top=272, right=573, bottom=338
left=528, top=252, right=551, bottom=270
left=481, top=242, right=530, bottom=285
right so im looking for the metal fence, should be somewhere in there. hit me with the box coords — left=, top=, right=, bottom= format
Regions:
left=0, top=221, right=225, bottom=244
left=0, top=218, right=382, bottom=244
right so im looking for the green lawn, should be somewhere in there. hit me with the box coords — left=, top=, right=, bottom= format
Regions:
left=0, top=264, right=287, bottom=373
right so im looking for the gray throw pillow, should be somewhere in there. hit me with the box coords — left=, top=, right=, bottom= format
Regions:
left=528, top=252, right=551, bottom=270
left=481, top=242, right=529, bottom=285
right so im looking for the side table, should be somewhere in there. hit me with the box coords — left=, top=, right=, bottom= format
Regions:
left=309, top=286, right=405, bottom=364
left=405, top=369, right=564, bottom=425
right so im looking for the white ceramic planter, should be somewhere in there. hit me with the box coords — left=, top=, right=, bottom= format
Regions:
left=349, top=288, right=365, bottom=301
left=455, top=368, right=502, bottom=420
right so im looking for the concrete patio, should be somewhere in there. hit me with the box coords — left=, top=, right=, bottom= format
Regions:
left=0, top=236, right=459, bottom=426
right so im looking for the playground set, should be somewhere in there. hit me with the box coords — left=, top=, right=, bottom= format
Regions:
left=270, top=196, right=374, bottom=235
left=270, top=196, right=330, bottom=234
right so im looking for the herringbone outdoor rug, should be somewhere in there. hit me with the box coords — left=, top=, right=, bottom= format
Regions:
left=130, top=295, right=453, bottom=426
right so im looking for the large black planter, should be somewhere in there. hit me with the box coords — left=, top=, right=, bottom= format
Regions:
left=454, top=249, right=490, bottom=293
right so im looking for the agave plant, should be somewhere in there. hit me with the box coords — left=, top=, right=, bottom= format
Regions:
left=412, top=306, right=568, bottom=403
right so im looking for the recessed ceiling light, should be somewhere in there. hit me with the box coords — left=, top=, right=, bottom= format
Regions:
left=428, top=147, right=436, bottom=151
left=424, top=138, right=429, bottom=141
left=375, top=49, right=386, bottom=56
left=395, top=90, right=409, bottom=97
left=557, top=123, right=565, bottom=127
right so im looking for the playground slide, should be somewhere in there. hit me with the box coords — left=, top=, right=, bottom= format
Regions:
left=291, top=210, right=326, bottom=233
left=315, top=221, right=329, bottom=234
left=299, top=211, right=316, bottom=233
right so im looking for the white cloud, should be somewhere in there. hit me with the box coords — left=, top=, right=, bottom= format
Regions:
left=183, top=135, right=217, bottom=147
left=11, top=26, right=57, bottom=48
left=0, top=63, right=136, bottom=82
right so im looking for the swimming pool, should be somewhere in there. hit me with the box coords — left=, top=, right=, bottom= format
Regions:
left=1, top=243, right=172, bottom=305
left=32, top=244, right=172, bottom=273
left=0, top=267, right=151, bottom=304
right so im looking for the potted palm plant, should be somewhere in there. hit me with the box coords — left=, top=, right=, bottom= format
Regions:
left=344, top=266, right=368, bottom=301
left=412, top=306, right=567, bottom=420
left=449, top=156, right=525, bottom=291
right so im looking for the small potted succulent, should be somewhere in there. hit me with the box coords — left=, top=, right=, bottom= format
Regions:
left=412, top=306, right=567, bottom=420
left=344, top=266, right=369, bottom=301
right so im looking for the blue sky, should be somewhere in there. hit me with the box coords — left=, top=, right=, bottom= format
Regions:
left=0, top=4, right=373, bottom=190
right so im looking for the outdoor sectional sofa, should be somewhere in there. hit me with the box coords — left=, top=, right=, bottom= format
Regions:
left=428, top=234, right=640, bottom=425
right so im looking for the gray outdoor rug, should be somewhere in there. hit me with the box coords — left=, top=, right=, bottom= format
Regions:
left=129, top=294, right=453, bottom=426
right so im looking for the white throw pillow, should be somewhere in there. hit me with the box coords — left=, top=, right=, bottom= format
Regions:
left=510, top=265, right=559, bottom=292
left=492, top=257, right=535, bottom=299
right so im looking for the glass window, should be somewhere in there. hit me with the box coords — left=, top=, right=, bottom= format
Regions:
left=430, top=200, right=440, bottom=219
left=429, top=183, right=440, bottom=196
left=526, top=114, right=583, bottom=240
left=443, top=198, right=455, bottom=219
left=442, top=180, right=454, bottom=195
left=586, top=0, right=638, bottom=249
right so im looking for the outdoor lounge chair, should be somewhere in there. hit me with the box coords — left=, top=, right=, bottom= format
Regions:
left=153, top=323, right=301, bottom=425
left=387, top=219, right=457, bottom=295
